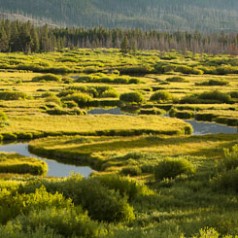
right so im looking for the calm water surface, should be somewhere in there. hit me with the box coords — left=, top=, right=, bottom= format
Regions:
left=0, top=143, right=93, bottom=177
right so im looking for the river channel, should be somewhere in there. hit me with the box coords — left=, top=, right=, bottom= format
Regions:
left=0, top=108, right=236, bottom=177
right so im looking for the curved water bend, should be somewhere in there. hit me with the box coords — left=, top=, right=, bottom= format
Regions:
left=0, top=143, right=93, bottom=177
left=185, top=119, right=237, bottom=135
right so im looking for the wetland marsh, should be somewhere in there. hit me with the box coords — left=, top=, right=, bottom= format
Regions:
left=0, top=49, right=238, bottom=237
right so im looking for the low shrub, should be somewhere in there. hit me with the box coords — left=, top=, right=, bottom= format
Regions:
left=120, top=166, right=142, bottom=176
left=198, top=90, right=231, bottom=103
left=32, top=74, right=61, bottom=82
left=45, top=95, right=62, bottom=106
left=119, top=66, right=152, bottom=75
left=114, top=77, right=129, bottom=84
left=195, top=79, right=229, bottom=86
left=91, top=174, right=151, bottom=201
left=180, top=90, right=231, bottom=104
left=230, top=91, right=238, bottom=99
left=63, top=92, right=92, bottom=106
left=175, top=65, right=203, bottom=75
left=150, top=91, right=172, bottom=102
left=0, top=91, right=28, bottom=100
left=120, top=92, right=144, bottom=104
left=101, top=88, right=118, bottom=98
left=75, top=75, right=94, bottom=82
left=0, top=111, right=8, bottom=127
left=14, top=206, right=106, bottom=238
left=129, top=78, right=141, bottom=84
left=221, top=144, right=238, bottom=170
left=73, top=179, right=135, bottom=222
left=139, top=108, right=165, bottom=115
left=166, top=76, right=187, bottom=82
left=212, top=169, right=238, bottom=193
left=46, top=107, right=85, bottom=115
left=154, top=157, right=196, bottom=181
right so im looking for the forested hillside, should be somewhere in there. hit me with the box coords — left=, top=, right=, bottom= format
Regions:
left=0, top=20, right=238, bottom=54
left=0, top=0, right=238, bottom=32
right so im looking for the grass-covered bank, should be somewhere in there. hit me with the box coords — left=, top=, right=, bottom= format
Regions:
left=0, top=115, right=192, bottom=141
left=28, top=134, right=238, bottom=173
left=0, top=152, right=47, bottom=175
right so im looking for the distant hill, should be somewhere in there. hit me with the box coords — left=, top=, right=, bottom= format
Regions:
left=0, top=0, right=238, bottom=32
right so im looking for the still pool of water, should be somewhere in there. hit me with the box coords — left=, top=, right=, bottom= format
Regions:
left=0, top=143, right=93, bottom=177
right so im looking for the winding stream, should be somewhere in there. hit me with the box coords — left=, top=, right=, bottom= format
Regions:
left=0, top=108, right=236, bottom=177
left=0, top=143, right=93, bottom=177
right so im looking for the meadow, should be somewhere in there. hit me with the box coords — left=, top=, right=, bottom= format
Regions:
left=0, top=49, right=238, bottom=237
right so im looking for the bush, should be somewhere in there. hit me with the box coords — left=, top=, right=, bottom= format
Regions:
left=150, top=91, right=172, bottom=102
left=175, top=65, right=203, bottom=75
left=139, top=108, right=165, bottom=115
left=75, top=75, right=94, bottom=82
left=63, top=92, right=92, bottom=106
left=0, top=111, right=8, bottom=127
left=32, top=74, right=61, bottom=82
left=212, top=169, right=238, bottom=193
left=74, top=179, right=135, bottom=222
left=121, top=166, right=142, bottom=176
left=0, top=91, right=28, bottom=100
left=230, top=91, right=238, bottom=99
left=198, top=90, right=231, bottom=103
left=101, top=88, right=118, bottom=98
left=166, top=76, right=187, bottom=82
left=114, top=77, right=129, bottom=84
left=154, top=158, right=195, bottom=181
left=119, top=66, right=152, bottom=75
left=196, top=79, right=229, bottom=86
left=221, top=144, right=238, bottom=170
left=91, top=174, right=151, bottom=201
left=120, top=92, right=144, bottom=104
left=14, top=206, right=106, bottom=238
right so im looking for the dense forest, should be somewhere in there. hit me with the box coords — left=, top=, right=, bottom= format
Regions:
left=0, top=20, right=238, bottom=54
left=0, top=0, right=238, bottom=32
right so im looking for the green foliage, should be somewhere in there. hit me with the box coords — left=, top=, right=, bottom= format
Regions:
left=221, top=144, right=238, bottom=170
left=63, top=92, right=92, bottom=106
left=194, top=227, right=220, bottom=238
left=71, top=178, right=135, bottom=222
left=230, top=91, right=238, bottom=99
left=181, top=90, right=231, bottom=104
left=14, top=207, right=106, bottom=238
left=0, top=111, right=8, bottom=127
left=120, top=166, right=142, bottom=176
left=150, top=91, right=172, bottom=102
left=212, top=169, right=238, bottom=193
left=166, top=76, right=187, bottom=82
left=93, top=174, right=151, bottom=201
left=119, top=66, right=152, bottom=76
left=32, top=74, right=61, bottom=82
left=199, top=90, right=231, bottom=103
left=196, top=79, right=229, bottom=86
left=154, top=157, right=196, bottom=181
left=0, top=91, right=28, bottom=100
left=139, top=108, right=165, bottom=115
left=120, top=92, right=144, bottom=104
left=0, top=152, right=47, bottom=175
left=0, top=186, right=71, bottom=224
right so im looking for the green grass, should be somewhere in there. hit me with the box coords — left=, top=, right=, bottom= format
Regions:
left=0, top=152, right=47, bottom=175
left=0, top=49, right=238, bottom=237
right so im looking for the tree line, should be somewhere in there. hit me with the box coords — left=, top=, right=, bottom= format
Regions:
left=0, top=20, right=238, bottom=54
